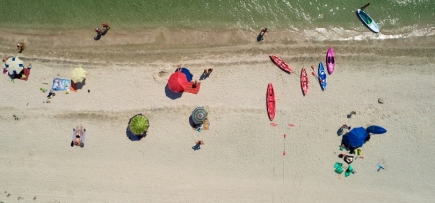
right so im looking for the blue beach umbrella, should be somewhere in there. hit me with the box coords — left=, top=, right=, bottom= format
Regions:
left=175, top=67, right=193, bottom=82
left=346, top=127, right=368, bottom=148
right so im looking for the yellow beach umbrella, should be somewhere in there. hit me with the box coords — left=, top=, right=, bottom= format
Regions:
left=71, top=67, right=86, bottom=83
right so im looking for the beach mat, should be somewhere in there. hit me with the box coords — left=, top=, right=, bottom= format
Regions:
left=15, top=68, right=30, bottom=81
left=184, top=82, right=201, bottom=94
left=70, top=81, right=78, bottom=92
left=202, top=118, right=210, bottom=130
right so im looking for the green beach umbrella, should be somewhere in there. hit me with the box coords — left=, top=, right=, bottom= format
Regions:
left=191, top=106, right=208, bottom=124
left=128, top=114, right=149, bottom=135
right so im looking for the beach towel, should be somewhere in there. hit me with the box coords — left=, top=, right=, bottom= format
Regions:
left=183, top=81, right=201, bottom=94
left=18, top=68, right=30, bottom=81
left=70, top=81, right=78, bottom=92
left=52, top=78, right=71, bottom=91
left=202, top=118, right=210, bottom=130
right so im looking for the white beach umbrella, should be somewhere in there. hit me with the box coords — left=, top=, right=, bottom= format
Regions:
left=5, top=57, right=24, bottom=75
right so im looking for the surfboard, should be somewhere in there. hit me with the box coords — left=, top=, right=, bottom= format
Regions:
left=357, top=9, right=380, bottom=33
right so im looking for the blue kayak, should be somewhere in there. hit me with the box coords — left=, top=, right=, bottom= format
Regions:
left=356, top=9, right=379, bottom=33
left=366, top=125, right=387, bottom=134
left=318, top=62, right=327, bottom=90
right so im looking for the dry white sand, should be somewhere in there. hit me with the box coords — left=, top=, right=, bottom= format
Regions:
left=1, top=29, right=435, bottom=202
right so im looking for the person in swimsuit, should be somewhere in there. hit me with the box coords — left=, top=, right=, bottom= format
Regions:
left=95, top=28, right=102, bottom=35
left=17, top=43, right=24, bottom=53
left=71, top=126, right=84, bottom=147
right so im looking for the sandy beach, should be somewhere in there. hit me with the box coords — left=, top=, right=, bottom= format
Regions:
left=1, top=29, right=435, bottom=202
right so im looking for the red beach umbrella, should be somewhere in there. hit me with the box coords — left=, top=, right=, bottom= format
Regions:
left=168, top=72, right=188, bottom=92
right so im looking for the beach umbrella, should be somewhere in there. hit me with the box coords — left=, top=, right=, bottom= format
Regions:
left=191, top=106, right=208, bottom=124
left=5, top=57, right=23, bottom=75
left=71, top=66, right=86, bottom=83
left=175, top=67, right=193, bottom=82
left=128, top=114, right=149, bottom=136
left=346, top=127, right=368, bottom=148
left=168, top=72, right=188, bottom=92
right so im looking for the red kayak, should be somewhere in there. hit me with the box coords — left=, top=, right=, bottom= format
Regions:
left=301, top=68, right=308, bottom=96
left=267, top=83, right=276, bottom=121
left=269, top=55, right=292, bottom=73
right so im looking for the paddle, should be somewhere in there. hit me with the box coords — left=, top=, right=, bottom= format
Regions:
left=283, top=134, right=286, bottom=156
left=270, top=122, right=295, bottom=127
left=310, top=65, right=318, bottom=78
left=361, top=3, right=370, bottom=10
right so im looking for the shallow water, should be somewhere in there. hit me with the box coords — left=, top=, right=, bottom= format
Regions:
left=0, top=0, right=434, bottom=41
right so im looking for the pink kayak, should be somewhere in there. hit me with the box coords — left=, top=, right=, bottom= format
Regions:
left=326, top=47, right=335, bottom=75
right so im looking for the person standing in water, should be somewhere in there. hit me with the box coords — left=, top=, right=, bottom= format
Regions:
left=257, top=28, right=268, bottom=41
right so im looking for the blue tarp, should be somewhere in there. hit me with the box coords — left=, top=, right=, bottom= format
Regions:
left=343, top=127, right=368, bottom=148
left=175, top=68, right=193, bottom=82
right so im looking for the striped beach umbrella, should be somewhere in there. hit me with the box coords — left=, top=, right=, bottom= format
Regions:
left=5, top=57, right=23, bottom=75
left=191, top=106, right=208, bottom=124
left=128, top=114, right=149, bottom=136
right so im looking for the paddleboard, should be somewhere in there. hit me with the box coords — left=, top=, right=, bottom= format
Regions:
left=366, top=125, right=387, bottom=134
left=326, top=47, right=335, bottom=75
left=267, top=83, right=276, bottom=121
left=301, top=68, right=308, bottom=96
left=318, top=62, right=327, bottom=90
left=357, top=9, right=379, bottom=33
left=269, top=55, right=292, bottom=73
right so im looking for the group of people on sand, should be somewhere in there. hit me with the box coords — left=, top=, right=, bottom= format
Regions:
left=94, top=22, right=111, bottom=40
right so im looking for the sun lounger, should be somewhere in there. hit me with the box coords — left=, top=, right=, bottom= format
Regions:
left=71, top=128, right=86, bottom=148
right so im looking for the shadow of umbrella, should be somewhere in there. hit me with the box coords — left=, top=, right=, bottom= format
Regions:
left=165, top=84, right=183, bottom=100
left=126, top=127, right=146, bottom=141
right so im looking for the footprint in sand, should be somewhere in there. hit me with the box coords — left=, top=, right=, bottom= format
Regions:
left=153, top=69, right=170, bottom=82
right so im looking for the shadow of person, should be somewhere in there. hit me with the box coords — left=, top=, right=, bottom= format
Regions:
left=337, top=127, right=344, bottom=136
left=192, top=144, right=201, bottom=151
left=101, top=28, right=110, bottom=36
left=199, top=73, right=209, bottom=81
left=94, top=34, right=102, bottom=41
left=164, top=84, right=183, bottom=100
left=257, top=34, right=264, bottom=42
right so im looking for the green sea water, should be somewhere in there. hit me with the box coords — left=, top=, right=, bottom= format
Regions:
left=0, top=0, right=434, bottom=39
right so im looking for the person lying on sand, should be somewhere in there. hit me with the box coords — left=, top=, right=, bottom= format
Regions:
left=341, top=124, right=351, bottom=130
left=71, top=125, right=85, bottom=147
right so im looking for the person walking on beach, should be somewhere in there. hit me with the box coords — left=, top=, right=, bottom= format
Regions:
left=101, top=22, right=111, bottom=36
left=257, top=28, right=268, bottom=41
left=95, top=27, right=102, bottom=35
